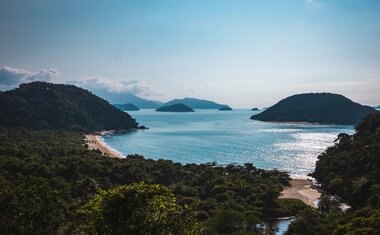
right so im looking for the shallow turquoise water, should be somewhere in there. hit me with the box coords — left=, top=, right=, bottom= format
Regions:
left=102, top=109, right=354, bottom=178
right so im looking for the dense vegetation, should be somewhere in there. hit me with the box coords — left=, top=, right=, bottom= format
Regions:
left=285, top=112, right=380, bottom=234
left=0, top=82, right=138, bottom=132
left=156, top=103, right=195, bottom=112
left=0, top=127, right=306, bottom=234
left=114, top=103, right=140, bottom=111
left=251, top=93, right=377, bottom=125
left=164, top=98, right=226, bottom=109
left=219, top=106, right=232, bottom=111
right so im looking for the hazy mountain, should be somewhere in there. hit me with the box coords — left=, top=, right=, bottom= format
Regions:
left=251, top=93, right=378, bottom=125
left=156, top=103, right=194, bottom=112
left=0, top=82, right=138, bottom=131
left=163, top=98, right=226, bottom=109
left=88, top=90, right=164, bottom=109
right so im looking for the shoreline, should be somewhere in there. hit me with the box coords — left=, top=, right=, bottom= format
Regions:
left=85, top=133, right=124, bottom=159
left=280, top=179, right=321, bottom=208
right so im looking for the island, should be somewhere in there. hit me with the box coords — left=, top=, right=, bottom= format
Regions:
left=251, top=107, right=259, bottom=111
left=219, top=105, right=232, bottom=111
left=156, top=103, right=194, bottom=112
left=114, top=103, right=140, bottom=111
left=251, top=93, right=378, bottom=125
left=163, top=97, right=226, bottom=109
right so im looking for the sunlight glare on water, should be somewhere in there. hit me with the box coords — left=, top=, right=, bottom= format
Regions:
left=102, top=109, right=354, bottom=178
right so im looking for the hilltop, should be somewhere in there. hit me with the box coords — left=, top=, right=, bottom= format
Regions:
left=0, top=82, right=138, bottom=132
left=156, top=103, right=194, bottom=112
left=114, top=103, right=140, bottom=111
left=251, top=93, right=377, bottom=125
left=163, top=98, right=226, bottom=109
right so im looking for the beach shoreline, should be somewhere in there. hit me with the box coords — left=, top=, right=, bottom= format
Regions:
left=85, top=132, right=123, bottom=159
left=280, top=179, right=321, bottom=208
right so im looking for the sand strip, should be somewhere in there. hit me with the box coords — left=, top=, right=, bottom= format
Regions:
left=280, top=179, right=320, bottom=208
left=85, top=134, right=123, bottom=159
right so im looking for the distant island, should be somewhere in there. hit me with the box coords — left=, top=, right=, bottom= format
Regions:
left=163, top=97, right=226, bottom=109
left=251, top=93, right=378, bottom=125
left=219, top=105, right=232, bottom=111
left=0, top=82, right=139, bottom=132
left=114, top=103, right=140, bottom=111
left=251, top=107, right=259, bottom=111
left=156, top=103, right=194, bottom=112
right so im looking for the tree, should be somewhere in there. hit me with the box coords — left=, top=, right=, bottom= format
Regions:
left=76, top=182, right=200, bottom=234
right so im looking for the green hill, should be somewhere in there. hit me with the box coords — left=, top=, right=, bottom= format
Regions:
left=114, top=103, right=140, bottom=111
left=0, top=82, right=138, bottom=132
left=312, top=112, right=380, bottom=208
left=251, top=93, right=377, bottom=125
left=156, top=103, right=194, bottom=112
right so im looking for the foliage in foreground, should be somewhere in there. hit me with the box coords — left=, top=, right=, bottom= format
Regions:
left=0, top=127, right=301, bottom=234
left=76, top=182, right=199, bottom=234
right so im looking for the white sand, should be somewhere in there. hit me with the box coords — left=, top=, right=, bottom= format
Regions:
left=280, top=179, right=321, bottom=208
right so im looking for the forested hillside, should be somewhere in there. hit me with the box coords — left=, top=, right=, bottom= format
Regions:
left=0, top=82, right=138, bottom=132
left=286, top=112, right=380, bottom=234
left=0, top=127, right=305, bottom=234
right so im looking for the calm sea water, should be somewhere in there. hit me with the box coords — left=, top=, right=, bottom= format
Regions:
left=102, top=109, right=354, bottom=178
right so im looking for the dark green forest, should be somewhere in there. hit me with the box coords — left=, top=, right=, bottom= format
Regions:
left=285, top=112, right=380, bottom=234
left=0, top=127, right=305, bottom=234
left=251, top=93, right=378, bottom=125
left=0, top=82, right=138, bottom=132
left=156, top=103, right=195, bottom=112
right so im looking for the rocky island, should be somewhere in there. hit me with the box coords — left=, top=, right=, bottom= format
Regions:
left=251, top=93, right=378, bottom=125
left=156, top=103, right=194, bottom=112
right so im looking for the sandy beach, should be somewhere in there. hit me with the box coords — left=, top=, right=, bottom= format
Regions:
left=85, top=134, right=123, bottom=159
left=280, top=179, right=321, bottom=208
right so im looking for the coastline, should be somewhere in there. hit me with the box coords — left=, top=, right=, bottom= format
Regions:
left=280, top=179, right=321, bottom=208
left=85, top=132, right=124, bottom=159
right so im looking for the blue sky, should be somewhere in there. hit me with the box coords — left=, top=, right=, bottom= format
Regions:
left=1, top=0, right=379, bottom=107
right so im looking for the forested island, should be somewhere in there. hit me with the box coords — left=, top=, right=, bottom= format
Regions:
left=114, top=103, right=140, bottom=111
left=163, top=97, right=226, bottom=109
left=251, top=93, right=378, bottom=125
left=156, top=103, right=195, bottom=112
left=0, top=83, right=379, bottom=234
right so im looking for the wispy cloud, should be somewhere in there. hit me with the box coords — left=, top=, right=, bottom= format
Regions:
left=70, top=76, right=162, bottom=96
left=179, top=84, right=196, bottom=93
left=0, top=66, right=59, bottom=90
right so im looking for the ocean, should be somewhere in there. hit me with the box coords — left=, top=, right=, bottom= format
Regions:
left=102, top=109, right=354, bottom=178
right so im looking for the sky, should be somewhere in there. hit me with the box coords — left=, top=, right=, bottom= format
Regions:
left=0, top=0, right=380, bottom=108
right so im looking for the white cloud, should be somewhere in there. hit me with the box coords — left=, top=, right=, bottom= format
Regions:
left=0, top=66, right=59, bottom=90
left=70, top=76, right=164, bottom=97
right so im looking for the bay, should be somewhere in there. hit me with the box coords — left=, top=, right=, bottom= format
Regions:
left=102, top=109, right=354, bottom=178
